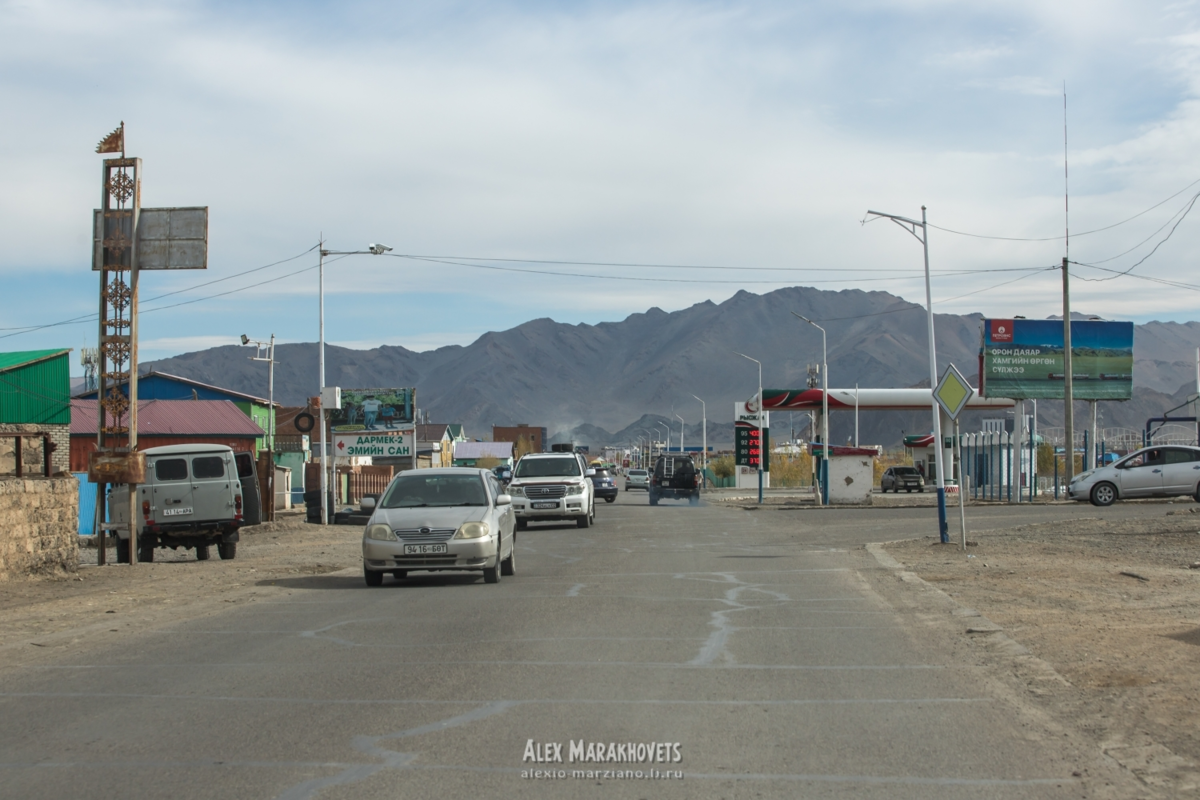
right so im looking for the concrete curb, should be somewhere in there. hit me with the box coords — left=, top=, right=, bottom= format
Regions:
left=863, top=540, right=1070, bottom=685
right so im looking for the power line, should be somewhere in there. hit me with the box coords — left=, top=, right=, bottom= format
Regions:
left=926, top=176, right=1200, bottom=242
left=391, top=254, right=1049, bottom=285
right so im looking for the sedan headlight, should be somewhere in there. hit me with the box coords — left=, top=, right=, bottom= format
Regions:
left=366, top=524, right=397, bottom=541
left=453, top=521, right=490, bottom=539
left=507, top=485, right=525, bottom=497
left=565, top=483, right=585, bottom=496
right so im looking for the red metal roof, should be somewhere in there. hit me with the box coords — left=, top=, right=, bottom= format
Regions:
left=70, top=399, right=265, bottom=437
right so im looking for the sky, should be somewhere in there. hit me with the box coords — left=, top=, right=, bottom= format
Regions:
left=5, top=0, right=1200, bottom=376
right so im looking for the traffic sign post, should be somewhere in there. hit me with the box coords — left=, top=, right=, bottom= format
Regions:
left=935, top=364, right=974, bottom=551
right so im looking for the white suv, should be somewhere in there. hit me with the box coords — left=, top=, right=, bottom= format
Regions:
left=508, top=452, right=596, bottom=529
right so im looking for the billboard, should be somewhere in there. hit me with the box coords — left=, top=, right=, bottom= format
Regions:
left=329, top=388, right=415, bottom=433
left=980, top=319, right=1133, bottom=401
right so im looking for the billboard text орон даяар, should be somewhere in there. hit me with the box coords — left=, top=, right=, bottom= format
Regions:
left=981, top=319, right=1133, bottom=401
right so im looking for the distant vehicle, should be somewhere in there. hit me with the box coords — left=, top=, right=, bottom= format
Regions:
left=108, top=444, right=255, bottom=563
left=1069, top=445, right=1200, bottom=506
left=649, top=455, right=700, bottom=506
left=590, top=468, right=618, bottom=503
left=624, top=468, right=649, bottom=491
left=880, top=466, right=925, bottom=493
left=507, top=452, right=596, bottom=529
left=492, top=465, right=513, bottom=485
left=361, top=468, right=515, bottom=586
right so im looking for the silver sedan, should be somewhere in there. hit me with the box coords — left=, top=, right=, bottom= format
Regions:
left=1068, top=445, right=1200, bottom=506
left=361, top=468, right=516, bottom=585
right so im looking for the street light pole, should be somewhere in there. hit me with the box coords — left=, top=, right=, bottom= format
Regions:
left=658, top=423, right=670, bottom=455
left=316, top=241, right=392, bottom=526
left=793, top=313, right=828, bottom=506
left=735, top=352, right=764, bottom=504
left=691, top=394, right=706, bottom=490
left=675, top=412, right=685, bottom=456
left=864, top=206, right=948, bottom=542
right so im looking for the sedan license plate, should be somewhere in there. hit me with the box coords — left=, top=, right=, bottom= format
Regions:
left=162, top=507, right=193, bottom=516
left=403, top=544, right=448, bottom=555
left=532, top=501, right=558, bottom=509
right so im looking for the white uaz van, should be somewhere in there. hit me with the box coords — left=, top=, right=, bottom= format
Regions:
left=109, top=444, right=260, bottom=563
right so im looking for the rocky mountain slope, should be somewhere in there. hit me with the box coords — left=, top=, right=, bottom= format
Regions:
left=144, top=286, right=1200, bottom=448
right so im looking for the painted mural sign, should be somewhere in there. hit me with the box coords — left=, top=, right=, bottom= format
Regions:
left=980, top=319, right=1133, bottom=401
left=329, top=388, right=415, bottom=433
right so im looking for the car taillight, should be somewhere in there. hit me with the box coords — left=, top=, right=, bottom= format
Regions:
left=234, top=494, right=243, bottom=520
left=142, top=500, right=150, bottom=519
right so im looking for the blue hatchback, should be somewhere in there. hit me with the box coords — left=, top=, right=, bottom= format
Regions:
left=590, top=469, right=619, bottom=503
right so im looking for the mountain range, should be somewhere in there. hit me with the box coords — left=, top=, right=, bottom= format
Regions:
left=143, top=286, right=1200, bottom=449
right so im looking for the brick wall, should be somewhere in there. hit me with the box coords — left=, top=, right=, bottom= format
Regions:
left=0, top=477, right=78, bottom=579
left=0, top=423, right=70, bottom=476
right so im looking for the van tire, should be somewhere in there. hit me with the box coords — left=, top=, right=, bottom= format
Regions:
left=195, top=544, right=210, bottom=561
left=217, top=541, right=237, bottom=560
left=116, top=537, right=131, bottom=564
left=138, top=542, right=155, bottom=563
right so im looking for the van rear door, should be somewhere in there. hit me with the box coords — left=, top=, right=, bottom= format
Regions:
left=234, top=452, right=262, bottom=526
left=191, top=452, right=234, bottom=522
left=151, top=455, right=194, bottom=523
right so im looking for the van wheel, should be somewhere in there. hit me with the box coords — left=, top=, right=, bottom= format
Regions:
left=138, top=542, right=155, bottom=563
left=195, top=544, right=210, bottom=561
left=217, top=541, right=237, bottom=560
left=116, top=537, right=131, bottom=564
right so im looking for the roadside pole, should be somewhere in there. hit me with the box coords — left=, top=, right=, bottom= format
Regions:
left=932, top=364, right=973, bottom=552
left=956, top=418, right=967, bottom=551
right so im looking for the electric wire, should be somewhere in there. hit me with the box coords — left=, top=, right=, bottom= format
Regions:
left=926, top=176, right=1200, bottom=242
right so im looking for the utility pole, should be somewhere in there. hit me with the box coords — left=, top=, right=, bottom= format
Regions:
left=1062, top=256, right=1074, bottom=487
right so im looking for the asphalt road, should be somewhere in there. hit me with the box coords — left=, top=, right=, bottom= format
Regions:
left=0, top=491, right=1154, bottom=799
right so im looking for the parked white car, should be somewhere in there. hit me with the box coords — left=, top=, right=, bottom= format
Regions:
left=361, top=468, right=516, bottom=585
left=1068, top=445, right=1200, bottom=506
left=507, top=452, right=596, bottom=529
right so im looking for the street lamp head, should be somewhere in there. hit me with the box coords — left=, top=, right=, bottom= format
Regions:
left=368, top=243, right=393, bottom=255
left=240, top=334, right=250, bottom=345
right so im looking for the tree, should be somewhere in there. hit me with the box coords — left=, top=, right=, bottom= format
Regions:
left=711, top=455, right=735, bottom=480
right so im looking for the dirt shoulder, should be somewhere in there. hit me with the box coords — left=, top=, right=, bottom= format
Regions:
left=880, top=505, right=1200, bottom=795
left=0, top=513, right=362, bottom=668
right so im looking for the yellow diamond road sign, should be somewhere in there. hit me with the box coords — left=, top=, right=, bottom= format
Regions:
left=934, top=363, right=974, bottom=421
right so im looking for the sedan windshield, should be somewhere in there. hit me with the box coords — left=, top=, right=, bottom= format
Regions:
left=514, top=458, right=581, bottom=478
left=381, top=474, right=489, bottom=508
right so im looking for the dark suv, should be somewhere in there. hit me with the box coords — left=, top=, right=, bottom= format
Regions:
left=880, top=465, right=925, bottom=493
left=649, top=455, right=701, bottom=506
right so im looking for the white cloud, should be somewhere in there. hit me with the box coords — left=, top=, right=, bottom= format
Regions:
left=4, top=0, right=1200, bottom=360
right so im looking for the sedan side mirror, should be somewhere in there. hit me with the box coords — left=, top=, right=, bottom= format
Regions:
left=360, top=496, right=376, bottom=510
left=495, top=494, right=512, bottom=506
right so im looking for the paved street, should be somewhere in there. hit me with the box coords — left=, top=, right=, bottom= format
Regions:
left=0, top=493, right=1152, bottom=799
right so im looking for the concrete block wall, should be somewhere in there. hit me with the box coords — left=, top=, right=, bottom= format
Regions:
left=0, top=423, right=71, bottom=476
left=0, top=477, right=79, bottom=579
